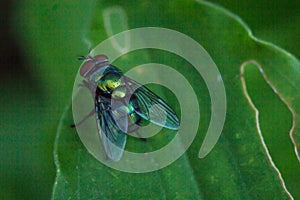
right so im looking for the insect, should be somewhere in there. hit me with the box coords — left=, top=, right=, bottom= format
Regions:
left=75, top=54, right=180, bottom=161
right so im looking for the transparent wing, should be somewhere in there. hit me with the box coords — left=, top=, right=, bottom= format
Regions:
left=96, top=100, right=127, bottom=162
left=124, top=77, right=180, bottom=130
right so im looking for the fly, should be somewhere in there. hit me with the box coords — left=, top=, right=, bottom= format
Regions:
left=74, top=54, right=180, bottom=161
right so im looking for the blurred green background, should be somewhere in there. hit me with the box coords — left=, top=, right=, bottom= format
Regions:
left=0, top=0, right=299, bottom=199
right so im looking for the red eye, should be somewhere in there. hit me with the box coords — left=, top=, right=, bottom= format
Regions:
left=79, top=54, right=109, bottom=78
left=80, top=59, right=95, bottom=77
left=93, top=54, right=109, bottom=64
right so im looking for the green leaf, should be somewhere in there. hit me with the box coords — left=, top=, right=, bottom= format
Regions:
left=210, top=0, right=300, bottom=59
left=53, top=105, right=201, bottom=199
left=52, top=0, right=300, bottom=199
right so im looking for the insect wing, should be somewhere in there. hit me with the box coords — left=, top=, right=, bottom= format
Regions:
left=96, top=101, right=128, bottom=161
left=124, top=77, right=180, bottom=130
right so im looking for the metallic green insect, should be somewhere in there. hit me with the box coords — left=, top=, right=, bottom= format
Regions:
left=77, top=54, right=179, bottom=161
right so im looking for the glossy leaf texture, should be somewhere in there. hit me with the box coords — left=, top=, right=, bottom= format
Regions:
left=52, top=1, right=300, bottom=199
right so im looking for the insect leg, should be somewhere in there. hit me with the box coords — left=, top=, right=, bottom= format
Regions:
left=78, top=79, right=90, bottom=88
left=70, top=109, right=95, bottom=128
left=77, top=80, right=96, bottom=97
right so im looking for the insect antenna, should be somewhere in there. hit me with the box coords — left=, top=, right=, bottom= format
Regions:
left=77, top=55, right=87, bottom=60
left=77, top=48, right=93, bottom=60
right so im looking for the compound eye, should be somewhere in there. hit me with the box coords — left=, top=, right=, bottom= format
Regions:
left=80, top=60, right=95, bottom=77
left=94, top=54, right=109, bottom=65
left=79, top=54, right=109, bottom=78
